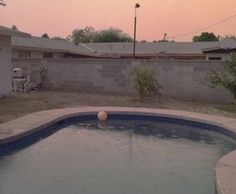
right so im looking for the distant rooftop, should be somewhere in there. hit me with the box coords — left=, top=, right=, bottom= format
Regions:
left=202, top=39, right=236, bottom=53
left=12, top=36, right=100, bottom=57
left=11, top=33, right=236, bottom=57
left=0, top=26, right=31, bottom=37
left=83, top=41, right=221, bottom=55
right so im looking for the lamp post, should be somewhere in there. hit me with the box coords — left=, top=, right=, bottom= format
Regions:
left=133, top=3, right=140, bottom=58
left=0, top=0, right=6, bottom=6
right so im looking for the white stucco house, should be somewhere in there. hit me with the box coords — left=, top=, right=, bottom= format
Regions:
left=0, top=26, right=30, bottom=97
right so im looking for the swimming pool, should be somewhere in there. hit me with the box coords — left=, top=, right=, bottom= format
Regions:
left=0, top=109, right=235, bottom=194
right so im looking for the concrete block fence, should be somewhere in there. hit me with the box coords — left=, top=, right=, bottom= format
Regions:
left=12, top=58, right=233, bottom=103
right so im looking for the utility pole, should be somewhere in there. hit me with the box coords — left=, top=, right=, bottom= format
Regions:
left=133, top=3, right=140, bottom=58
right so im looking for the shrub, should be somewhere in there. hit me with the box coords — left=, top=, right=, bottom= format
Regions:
left=131, top=65, right=161, bottom=100
left=207, top=54, right=236, bottom=99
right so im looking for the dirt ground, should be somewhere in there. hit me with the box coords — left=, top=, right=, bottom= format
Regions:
left=0, top=91, right=235, bottom=124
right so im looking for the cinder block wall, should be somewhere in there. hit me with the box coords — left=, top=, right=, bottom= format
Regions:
left=12, top=58, right=233, bottom=103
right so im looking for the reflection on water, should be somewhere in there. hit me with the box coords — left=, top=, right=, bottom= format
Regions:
left=92, top=120, right=212, bottom=140
left=79, top=120, right=236, bottom=155
left=0, top=119, right=235, bottom=194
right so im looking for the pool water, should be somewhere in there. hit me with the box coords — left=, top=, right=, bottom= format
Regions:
left=0, top=119, right=235, bottom=194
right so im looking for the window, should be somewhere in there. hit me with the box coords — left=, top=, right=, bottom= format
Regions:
left=18, top=50, right=31, bottom=58
left=208, top=57, right=222, bottom=60
left=43, top=52, right=53, bottom=58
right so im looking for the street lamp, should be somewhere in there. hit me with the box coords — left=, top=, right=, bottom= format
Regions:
left=133, top=3, right=140, bottom=58
left=0, top=0, right=6, bottom=6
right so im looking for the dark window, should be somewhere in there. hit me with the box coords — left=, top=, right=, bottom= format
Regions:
left=208, top=57, right=222, bottom=60
left=43, top=52, right=53, bottom=58
left=60, top=53, right=66, bottom=58
left=18, top=50, right=31, bottom=58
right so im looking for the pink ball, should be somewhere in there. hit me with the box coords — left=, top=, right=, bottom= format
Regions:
left=98, top=111, right=108, bottom=121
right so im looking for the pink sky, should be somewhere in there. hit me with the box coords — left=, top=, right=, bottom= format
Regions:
left=1, top=0, right=236, bottom=41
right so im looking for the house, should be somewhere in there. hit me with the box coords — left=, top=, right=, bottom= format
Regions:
left=12, top=36, right=100, bottom=59
left=202, top=39, right=236, bottom=60
left=0, top=26, right=29, bottom=97
left=11, top=35, right=236, bottom=60
left=83, top=40, right=236, bottom=60
left=83, top=41, right=220, bottom=60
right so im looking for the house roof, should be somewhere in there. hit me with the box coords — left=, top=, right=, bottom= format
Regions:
left=0, top=26, right=31, bottom=37
left=83, top=41, right=220, bottom=56
left=11, top=35, right=236, bottom=57
left=12, top=36, right=100, bottom=57
left=202, top=39, right=236, bottom=53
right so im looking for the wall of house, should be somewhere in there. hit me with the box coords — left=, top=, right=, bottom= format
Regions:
left=12, top=58, right=233, bottom=103
left=11, top=49, right=17, bottom=58
left=12, top=49, right=42, bottom=58
left=12, top=49, right=63, bottom=59
left=32, top=50, right=44, bottom=58
left=53, top=52, right=63, bottom=59
left=0, top=35, right=11, bottom=97
left=206, top=53, right=232, bottom=61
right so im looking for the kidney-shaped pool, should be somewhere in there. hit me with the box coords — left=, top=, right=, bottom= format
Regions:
left=0, top=114, right=235, bottom=194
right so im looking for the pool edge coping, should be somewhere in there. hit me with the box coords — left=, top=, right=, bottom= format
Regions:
left=0, top=106, right=235, bottom=194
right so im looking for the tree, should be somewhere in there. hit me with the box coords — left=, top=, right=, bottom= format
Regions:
left=68, top=26, right=95, bottom=43
left=42, top=33, right=50, bottom=39
left=207, top=54, right=236, bottom=99
left=11, top=25, right=18, bottom=31
left=93, top=28, right=132, bottom=42
left=193, top=32, right=219, bottom=42
left=68, top=26, right=132, bottom=43
left=131, top=65, right=161, bottom=101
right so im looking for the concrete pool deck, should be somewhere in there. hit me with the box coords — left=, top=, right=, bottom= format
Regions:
left=0, top=107, right=235, bottom=194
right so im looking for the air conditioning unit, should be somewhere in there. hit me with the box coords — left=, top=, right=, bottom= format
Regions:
left=13, top=67, right=24, bottom=78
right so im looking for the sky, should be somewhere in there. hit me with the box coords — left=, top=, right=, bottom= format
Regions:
left=0, top=0, right=236, bottom=41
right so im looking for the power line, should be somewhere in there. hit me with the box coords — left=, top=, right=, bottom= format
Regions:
left=168, top=13, right=236, bottom=40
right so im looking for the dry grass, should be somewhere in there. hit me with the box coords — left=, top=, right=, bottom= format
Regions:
left=0, top=91, right=235, bottom=124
